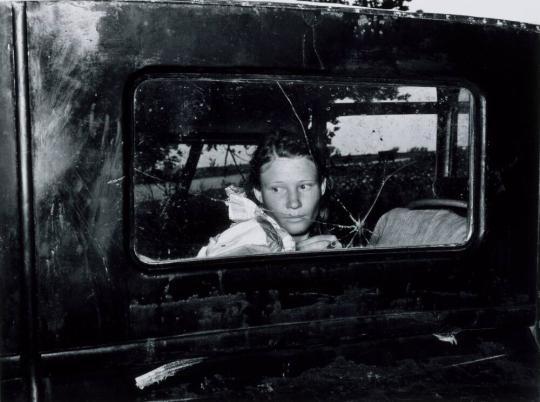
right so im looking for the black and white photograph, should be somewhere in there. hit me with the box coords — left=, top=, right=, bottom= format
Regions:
left=1, top=0, right=540, bottom=400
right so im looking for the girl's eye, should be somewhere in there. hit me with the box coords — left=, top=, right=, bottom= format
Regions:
left=299, top=184, right=313, bottom=190
left=270, top=187, right=281, bottom=193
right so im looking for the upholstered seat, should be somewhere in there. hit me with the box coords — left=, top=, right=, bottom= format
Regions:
left=369, top=207, right=467, bottom=247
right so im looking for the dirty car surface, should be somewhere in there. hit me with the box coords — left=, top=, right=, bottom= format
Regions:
left=0, top=0, right=539, bottom=400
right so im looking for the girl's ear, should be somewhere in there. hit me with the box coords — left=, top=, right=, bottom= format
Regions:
left=253, top=188, right=263, bottom=203
left=321, top=178, right=327, bottom=195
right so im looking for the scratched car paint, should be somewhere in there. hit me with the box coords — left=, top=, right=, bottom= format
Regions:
left=0, top=1, right=539, bottom=400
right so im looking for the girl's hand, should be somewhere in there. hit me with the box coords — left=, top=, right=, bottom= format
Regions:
left=296, top=235, right=342, bottom=252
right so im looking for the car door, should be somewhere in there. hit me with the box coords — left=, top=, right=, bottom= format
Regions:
left=1, top=1, right=539, bottom=400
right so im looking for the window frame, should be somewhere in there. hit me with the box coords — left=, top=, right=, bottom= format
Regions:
left=126, top=71, right=485, bottom=274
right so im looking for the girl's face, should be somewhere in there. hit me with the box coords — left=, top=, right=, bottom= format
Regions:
left=254, top=156, right=326, bottom=241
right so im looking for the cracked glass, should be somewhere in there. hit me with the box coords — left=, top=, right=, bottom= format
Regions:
left=132, top=77, right=473, bottom=263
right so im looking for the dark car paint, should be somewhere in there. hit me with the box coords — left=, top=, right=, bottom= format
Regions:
left=0, top=3, right=21, bottom=357
left=0, top=1, right=539, bottom=399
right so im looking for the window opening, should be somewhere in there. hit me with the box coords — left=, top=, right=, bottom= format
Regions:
left=132, top=77, right=473, bottom=263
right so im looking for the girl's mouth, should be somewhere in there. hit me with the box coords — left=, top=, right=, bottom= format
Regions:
left=284, top=215, right=306, bottom=222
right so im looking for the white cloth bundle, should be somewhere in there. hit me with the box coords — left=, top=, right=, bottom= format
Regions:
left=197, top=186, right=295, bottom=257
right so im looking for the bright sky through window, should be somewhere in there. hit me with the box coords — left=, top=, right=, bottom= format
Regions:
left=408, top=0, right=540, bottom=25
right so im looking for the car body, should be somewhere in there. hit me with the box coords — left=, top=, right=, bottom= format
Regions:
left=0, top=1, right=539, bottom=400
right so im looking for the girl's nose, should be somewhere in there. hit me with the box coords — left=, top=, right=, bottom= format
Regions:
left=287, top=190, right=301, bottom=209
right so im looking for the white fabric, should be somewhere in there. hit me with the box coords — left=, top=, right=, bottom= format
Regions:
left=197, top=186, right=295, bottom=257
left=370, top=207, right=467, bottom=247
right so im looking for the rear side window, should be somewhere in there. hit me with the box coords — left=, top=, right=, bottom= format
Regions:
left=131, top=76, right=474, bottom=265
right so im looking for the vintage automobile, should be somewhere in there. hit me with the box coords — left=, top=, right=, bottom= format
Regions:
left=1, top=0, right=539, bottom=400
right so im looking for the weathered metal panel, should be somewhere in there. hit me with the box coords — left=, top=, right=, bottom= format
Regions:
left=24, top=0, right=539, bottom=361
left=0, top=2, right=21, bottom=357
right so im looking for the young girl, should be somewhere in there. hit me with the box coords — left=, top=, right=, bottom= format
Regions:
left=197, top=129, right=342, bottom=258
